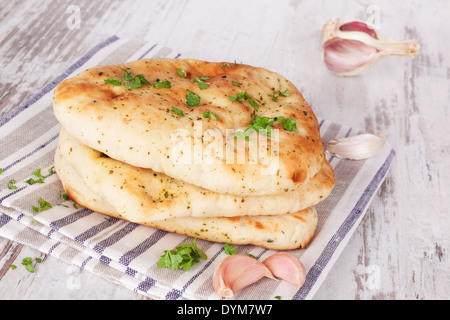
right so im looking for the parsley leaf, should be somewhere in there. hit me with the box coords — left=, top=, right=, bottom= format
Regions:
left=20, top=257, right=41, bottom=273
left=221, top=63, right=232, bottom=70
left=104, top=77, right=122, bottom=86
left=233, top=126, right=254, bottom=141
left=232, top=81, right=242, bottom=86
left=157, top=238, right=207, bottom=271
left=224, top=243, right=236, bottom=255
left=59, top=190, right=69, bottom=200
left=25, top=169, right=46, bottom=185
left=153, top=79, right=172, bottom=88
left=136, top=74, right=151, bottom=85
left=124, top=76, right=142, bottom=90
left=228, top=91, right=259, bottom=111
left=185, top=89, right=200, bottom=107
left=32, top=197, right=52, bottom=212
left=269, top=90, right=292, bottom=101
left=276, top=116, right=298, bottom=133
left=122, top=68, right=134, bottom=81
left=8, top=180, right=17, bottom=190
left=234, top=116, right=274, bottom=140
left=104, top=68, right=151, bottom=90
left=203, top=111, right=219, bottom=120
left=234, top=116, right=298, bottom=140
left=0, top=168, right=3, bottom=175
left=176, top=68, right=187, bottom=78
left=190, top=76, right=212, bottom=90
left=172, top=107, right=185, bottom=117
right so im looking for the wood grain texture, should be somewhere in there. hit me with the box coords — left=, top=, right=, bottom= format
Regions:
left=0, top=0, right=448, bottom=300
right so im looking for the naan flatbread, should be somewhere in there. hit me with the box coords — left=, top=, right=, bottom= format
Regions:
left=53, top=58, right=326, bottom=196
left=55, top=128, right=334, bottom=222
left=55, top=131, right=319, bottom=250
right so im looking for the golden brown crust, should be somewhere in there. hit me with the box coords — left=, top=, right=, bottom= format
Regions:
left=53, top=58, right=326, bottom=196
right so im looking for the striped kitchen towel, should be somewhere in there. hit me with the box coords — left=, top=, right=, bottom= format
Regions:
left=0, top=36, right=395, bottom=300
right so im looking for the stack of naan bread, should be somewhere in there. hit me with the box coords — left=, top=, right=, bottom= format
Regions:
left=52, top=59, right=334, bottom=250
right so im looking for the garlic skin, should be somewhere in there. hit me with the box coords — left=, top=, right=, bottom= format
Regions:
left=213, top=255, right=274, bottom=298
left=326, top=133, right=386, bottom=160
left=322, top=17, right=420, bottom=76
left=262, top=252, right=306, bottom=290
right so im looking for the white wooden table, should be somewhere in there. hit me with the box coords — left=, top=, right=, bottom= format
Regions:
left=0, top=0, right=448, bottom=300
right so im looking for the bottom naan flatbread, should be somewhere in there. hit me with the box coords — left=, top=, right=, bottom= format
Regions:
left=55, top=128, right=333, bottom=222
left=54, top=129, right=320, bottom=249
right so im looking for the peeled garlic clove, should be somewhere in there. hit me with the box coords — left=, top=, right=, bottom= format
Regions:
left=262, top=252, right=306, bottom=290
left=322, top=17, right=420, bottom=76
left=326, top=133, right=385, bottom=160
left=213, top=254, right=274, bottom=298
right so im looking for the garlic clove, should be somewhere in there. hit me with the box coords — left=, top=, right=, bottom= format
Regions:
left=326, top=133, right=385, bottom=160
left=322, top=17, right=420, bottom=76
left=339, top=20, right=378, bottom=39
left=262, top=252, right=306, bottom=290
left=323, top=38, right=378, bottom=74
left=213, top=254, right=274, bottom=298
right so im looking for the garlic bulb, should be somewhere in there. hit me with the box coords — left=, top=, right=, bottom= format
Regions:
left=322, top=17, right=420, bottom=76
left=213, top=255, right=274, bottom=298
left=262, top=252, right=306, bottom=290
left=326, top=133, right=385, bottom=160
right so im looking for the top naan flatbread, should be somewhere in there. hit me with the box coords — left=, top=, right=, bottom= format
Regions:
left=53, top=58, right=326, bottom=196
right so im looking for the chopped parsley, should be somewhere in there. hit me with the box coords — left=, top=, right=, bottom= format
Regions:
left=229, top=91, right=259, bottom=111
left=48, top=166, right=56, bottom=174
left=104, top=68, right=151, bottom=90
left=172, top=107, right=185, bottom=117
left=234, top=116, right=274, bottom=140
left=234, top=116, right=298, bottom=140
left=185, top=89, right=200, bottom=107
left=20, top=257, right=42, bottom=273
left=190, top=76, right=213, bottom=90
left=176, top=68, right=187, bottom=78
left=8, top=180, right=17, bottom=190
left=59, top=190, right=69, bottom=200
left=153, top=79, right=172, bottom=88
left=157, top=238, right=207, bottom=271
left=269, top=90, right=292, bottom=101
left=25, top=169, right=46, bottom=185
left=104, top=77, right=122, bottom=86
left=0, top=168, right=3, bottom=174
left=232, top=81, right=243, bottom=86
left=32, top=197, right=52, bottom=212
left=224, top=243, right=236, bottom=255
left=203, top=111, right=219, bottom=120
left=276, top=116, right=298, bottom=133
left=221, top=63, right=232, bottom=70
